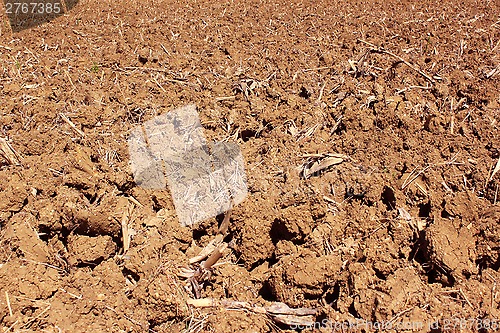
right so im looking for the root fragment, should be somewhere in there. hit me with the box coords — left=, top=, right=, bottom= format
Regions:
left=187, top=298, right=317, bottom=327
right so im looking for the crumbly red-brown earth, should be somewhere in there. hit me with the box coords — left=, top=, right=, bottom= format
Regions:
left=0, top=0, right=499, bottom=332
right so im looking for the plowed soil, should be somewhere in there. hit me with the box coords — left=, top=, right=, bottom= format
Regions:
left=1, top=0, right=499, bottom=332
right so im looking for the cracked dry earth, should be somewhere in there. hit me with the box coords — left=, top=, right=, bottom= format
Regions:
left=0, top=0, right=500, bottom=332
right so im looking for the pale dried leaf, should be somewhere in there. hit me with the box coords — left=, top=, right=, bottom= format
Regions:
left=303, top=155, right=345, bottom=178
left=398, top=207, right=412, bottom=222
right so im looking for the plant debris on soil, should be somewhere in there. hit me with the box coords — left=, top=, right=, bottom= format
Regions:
left=0, top=0, right=499, bottom=332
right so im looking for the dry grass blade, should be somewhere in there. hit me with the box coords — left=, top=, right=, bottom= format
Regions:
left=183, top=313, right=209, bottom=333
left=121, top=200, right=134, bottom=253
left=127, top=196, right=144, bottom=207
left=401, top=166, right=431, bottom=196
left=4, top=320, right=18, bottom=333
left=296, top=124, right=320, bottom=141
left=60, top=113, right=85, bottom=137
left=5, top=291, right=12, bottom=316
left=21, top=305, right=51, bottom=329
left=486, top=64, right=500, bottom=79
left=490, top=157, right=500, bottom=182
left=330, top=115, right=343, bottom=134
left=215, top=96, right=236, bottom=101
left=0, top=137, right=22, bottom=165
left=459, top=288, right=474, bottom=309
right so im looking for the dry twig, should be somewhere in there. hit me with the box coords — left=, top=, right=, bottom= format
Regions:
left=358, top=39, right=436, bottom=84
left=0, top=137, right=22, bottom=165
left=5, top=291, right=13, bottom=317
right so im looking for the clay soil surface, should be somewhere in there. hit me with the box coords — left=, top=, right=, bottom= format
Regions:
left=1, top=0, right=500, bottom=332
